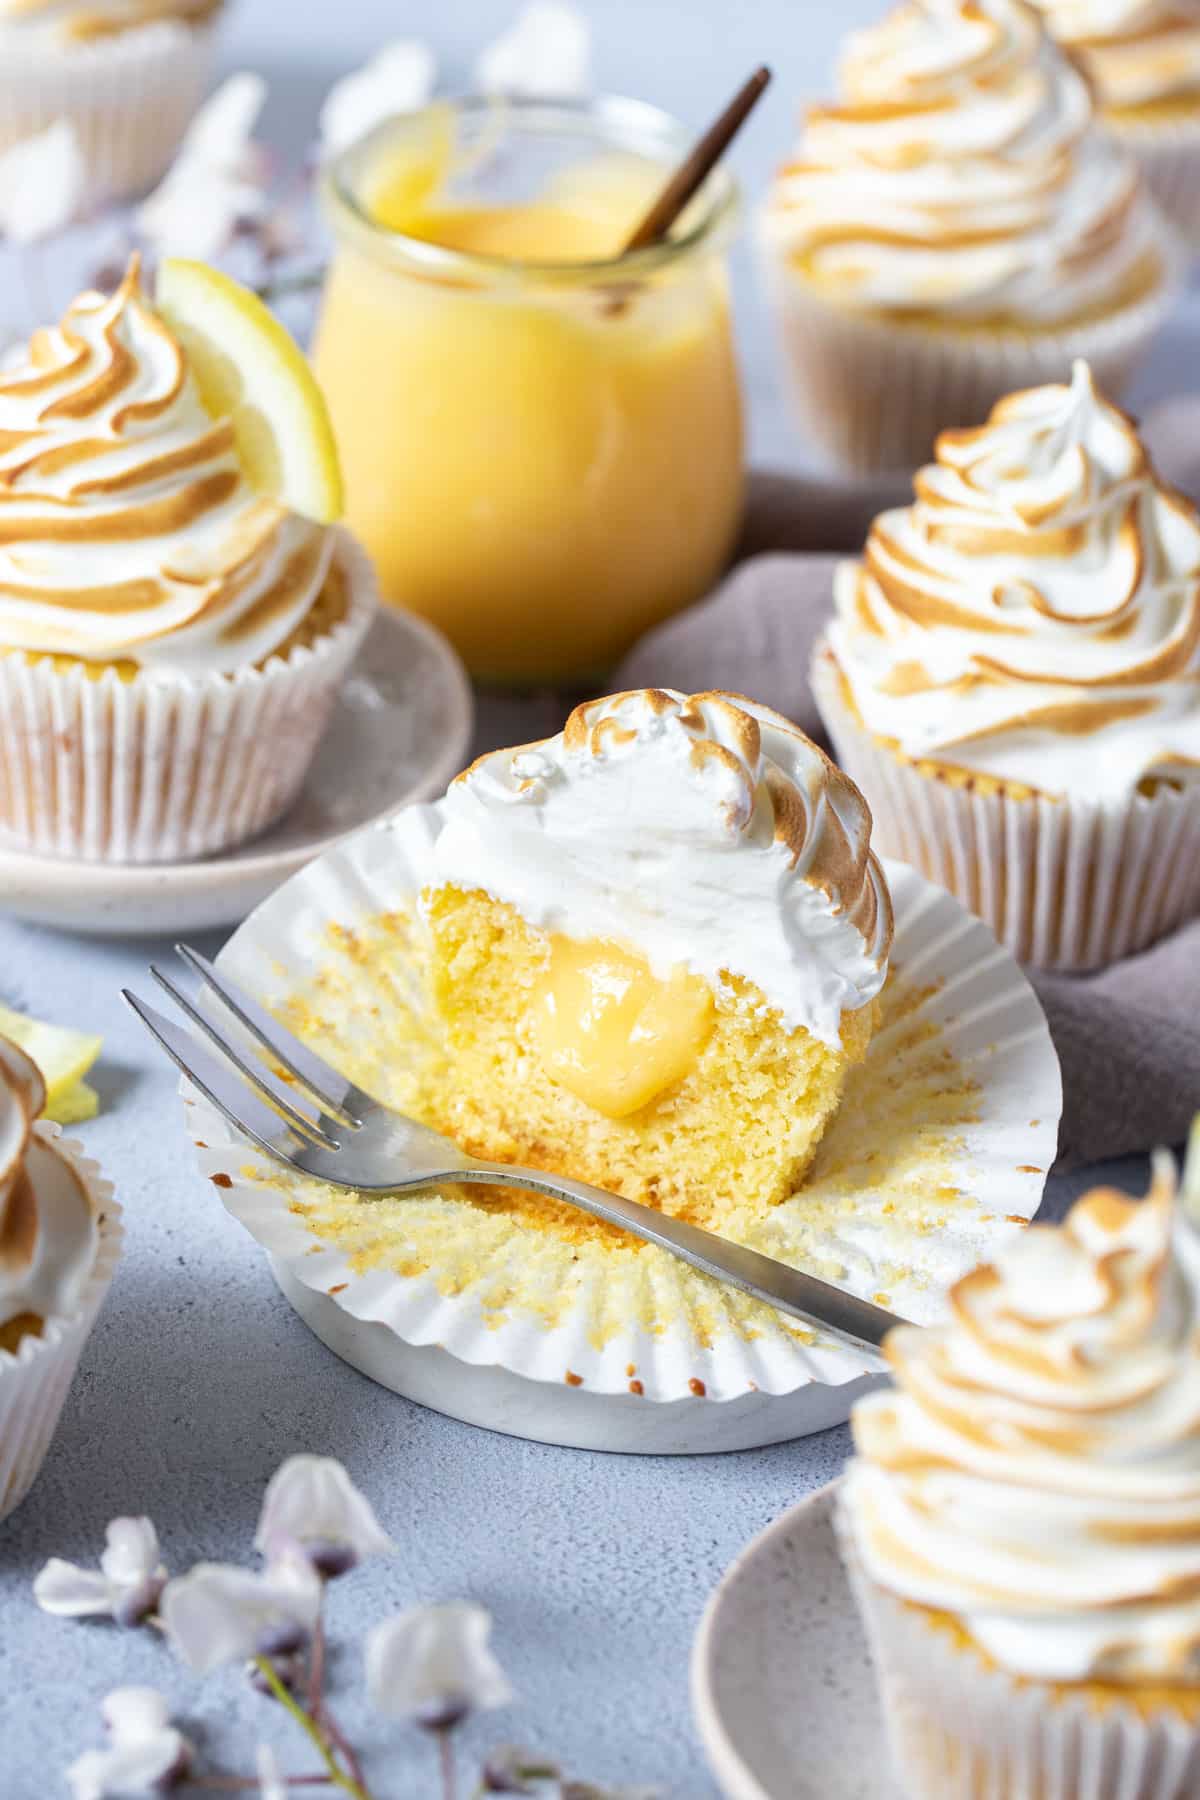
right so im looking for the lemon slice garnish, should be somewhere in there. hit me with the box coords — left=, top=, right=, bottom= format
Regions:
left=0, top=1006, right=103, bottom=1125
left=156, top=260, right=344, bottom=525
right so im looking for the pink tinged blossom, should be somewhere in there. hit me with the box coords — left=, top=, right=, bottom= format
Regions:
left=137, top=73, right=269, bottom=260
left=160, top=1554, right=322, bottom=1675
left=255, top=1454, right=393, bottom=1576
left=66, top=1688, right=191, bottom=1799
left=34, top=1517, right=166, bottom=1626
left=366, top=1603, right=515, bottom=1729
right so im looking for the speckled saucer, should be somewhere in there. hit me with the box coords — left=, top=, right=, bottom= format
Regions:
left=692, top=1478, right=898, bottom=1799
left=0, top=607, right=473, bottom=936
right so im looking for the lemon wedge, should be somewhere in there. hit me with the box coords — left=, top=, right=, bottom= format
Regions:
left=0, top=1005, right=103, bottom=1125
left=156, top=260, right=344, bottom=525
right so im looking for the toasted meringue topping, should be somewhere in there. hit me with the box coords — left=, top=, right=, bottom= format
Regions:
left=0, top=258, right=333, bottom=675
left=424, top=689, right=893, bottom=1045
left=762, top=0, right=1164, bottom=324
left=0, top=0, right=219, bottom=41
left=830, top=360, right=1200, bottom=797
left=844, top=1155, right=1200, bottom=1685
left=1033, top=0, right=1200, bottom=112
left=0, top=1036, right=97, bottom=1336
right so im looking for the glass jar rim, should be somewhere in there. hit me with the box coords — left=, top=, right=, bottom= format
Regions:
left=321, top=92, right=741, bottom=286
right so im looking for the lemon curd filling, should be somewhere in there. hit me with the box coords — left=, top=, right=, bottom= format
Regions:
left=532, top=936, right=714, bottom=1119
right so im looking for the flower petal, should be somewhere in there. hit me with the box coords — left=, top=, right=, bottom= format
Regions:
left=136, top=72, right=268, bottom=260
left=162, top=1557, right=322, bottom=1675
left=0, top=120, right=87, bottom=244
left=33, top=1558, right=114, bottom=1618
left=99, top=1517, right=162, bottom=1588
left=475, top=2, right=591, bottom=99
left=255, top=1455, right=393, bottom=1566
left=320, top=41, right=437, bottom=156
left=68, top=1689, right=191, bottom=1799
left=366, top=1603, right=515, bottom=1722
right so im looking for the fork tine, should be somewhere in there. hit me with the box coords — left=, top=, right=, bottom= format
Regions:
left=150, top=966, right=340, bottom=1151
left=122, top=990, right=325, bottom=1176
left=174, top=943, right=364, bottom=1128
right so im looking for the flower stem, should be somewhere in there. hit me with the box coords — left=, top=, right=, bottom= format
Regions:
left=254, top=1657, right=372, bottom=1800
left=306, top=1615, right=369, bottom=1795
left=438, top=1731, right=456, bottom=1800
left=254, top=264, right=325, bottom=303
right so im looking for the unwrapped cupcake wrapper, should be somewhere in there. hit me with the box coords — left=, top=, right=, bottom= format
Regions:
left=0, top=528, right=377, bottom=866
left=0, top=18, right=219, bottom=205
left=1111, top=113, right=1200, bottom=245
left=813, top=646, right=1200, bottom=972
left=0, top=1128, right=121, bottom=1525
left=836, top=1499, right=1200, bottom=1800
left=757, top=233, right=1175, bottom=475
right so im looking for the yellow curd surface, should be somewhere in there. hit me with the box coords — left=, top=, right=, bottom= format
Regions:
left=313, top=130, right=744, bottom=683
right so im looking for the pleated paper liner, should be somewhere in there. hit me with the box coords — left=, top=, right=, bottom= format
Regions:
left=184, top=810, right=1061, bottom=1408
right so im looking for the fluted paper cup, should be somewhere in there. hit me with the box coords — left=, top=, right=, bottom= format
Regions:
left=0, top=1128, right=121, bottom=1524
left=813, top=642, right=1200, bottom=971
left=178, top=805, right=1061, bottom=1415
left=837, top=1495, right=1200, bottom=1800
left=1111, top=113, right=1200, bottom=245
left=756, top=225, right=1177, bottom=475
left=0, top=16, right=220, bottom=205
left=0, top=528, right=376, bottom=866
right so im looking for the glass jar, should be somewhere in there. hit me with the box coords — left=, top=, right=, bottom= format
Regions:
left=313, top=95, right=745, bottom=685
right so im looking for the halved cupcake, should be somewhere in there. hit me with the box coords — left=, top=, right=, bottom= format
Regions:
left=0, top=255, right=375, bottom=864
left=416, top=689, right=893, bottom=1228
left=0, top=0, right=224, bottom=204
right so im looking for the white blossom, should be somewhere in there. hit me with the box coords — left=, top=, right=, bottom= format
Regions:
left=34, top=1517, right=166, bottom=1627
left=66, top=1688, right=191, bottom=1800
left=320, top=40, right=437, bottom=157
left=256, top=1744, right=287, bottom=1800
left=255, top=1454, right=392, bottom=1576
left=475, top=2, right=592, bottom=99
left=161, top=1554, right=322, bottom=1676
left=0, top=120, right=87, bottom=243
left=367, top=1603, right=514, bottom=1728
left=137, top=72, right=269, bottom=260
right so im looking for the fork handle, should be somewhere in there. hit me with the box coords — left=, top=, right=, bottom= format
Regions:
left=464, top=1161, right=903, bottom=1358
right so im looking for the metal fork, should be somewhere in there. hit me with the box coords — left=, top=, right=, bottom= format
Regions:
left=123, top=945, right=907, bottom=1358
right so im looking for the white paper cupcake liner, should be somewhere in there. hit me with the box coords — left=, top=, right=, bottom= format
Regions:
left=0, top=1126, right=121, bottom=1524
left=837, top=1497, right=1200, bottom=1800
left=813, top=645, right=1200, bottom=972
left=756, top=225, right=1177, bottom=475
left=180, top=807, right=1061, bottom=1410
left=0, top=528, right=377, bottom=866
left=0, top=16, right=220, bottom=205
left=1110, top=111, right=1200, bottom=245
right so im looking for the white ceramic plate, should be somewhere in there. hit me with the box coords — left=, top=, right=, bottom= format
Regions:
left=0, top=609, right=473, bottom=937
left=692, top=1479, right=897, bottom=1800
left=184, top=835, right=1062, bottom=1454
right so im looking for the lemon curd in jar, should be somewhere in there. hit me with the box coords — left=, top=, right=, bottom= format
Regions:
left=313, top=98, right=745, bottom=684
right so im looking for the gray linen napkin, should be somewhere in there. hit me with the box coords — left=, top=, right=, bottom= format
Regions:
left=614, top=519, right=1200, bottom=1169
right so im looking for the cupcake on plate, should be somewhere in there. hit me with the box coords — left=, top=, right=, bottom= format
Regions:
left=0, top=0, right=223, bottom=204
left=416, top=689, right=893, bottom=1227
left=0, top=1032, right=120, bottom=1522
left=839, top=1154, right=1200, bottom=1800
left=813, top=358, right=1200, bottom=970
left=1032, top=0, right=1200, bottom=242
left=758, top=0, right=1178, bottom=475
left=0, top=255, right=376, bottom=865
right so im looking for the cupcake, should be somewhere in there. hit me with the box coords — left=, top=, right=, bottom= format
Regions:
left=1032, top=0, right=1200, bottom=242
left=839, top=1155, right=1200, bottom=1799
left=758, top=0, right=1178, bottom=475
left=415, top=689, right=893, bottom=1227
left=0, top=1, right=223, bottom=205
left=813, top=359, right=1200, bottom=970
left=0, top=257, right=376, bottom=865
left=0, top=1032, right=120, bottom=1522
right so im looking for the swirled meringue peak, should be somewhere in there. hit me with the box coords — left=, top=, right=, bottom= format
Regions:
left=1032, top=0, right=1200, bottom=113
left=424, top=689, right=893, bottom=1046
left=0, top=1035, right=97, bottom=1336
left=845, top=1153, right=1200, bottom=1686
left=830, top=360, right=1200, bottom=798
left=763, top=0, right=1164, bottom=325
left=0, top=257, right=333, bottom=677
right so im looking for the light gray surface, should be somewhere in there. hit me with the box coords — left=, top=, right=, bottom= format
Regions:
left=0, top=2, right=1170, bottom=1794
